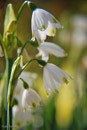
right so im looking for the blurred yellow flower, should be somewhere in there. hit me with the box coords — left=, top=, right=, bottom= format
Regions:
left=55, top=63, right=76, bottom=128
left=55, top=83, right=76, bottom=128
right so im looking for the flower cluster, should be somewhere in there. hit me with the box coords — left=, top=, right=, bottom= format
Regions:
left=0, top=1, right=71, bottom=128
left=30, top=4, right=71, bottom=96
left=13, top=71, right=41, bottom=127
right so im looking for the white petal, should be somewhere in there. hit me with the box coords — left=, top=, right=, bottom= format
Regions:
left=38, top=30, right=46, bottom=42
left=38, top=8, right=63, bottom=29
left=26, top=89, right=41, bottom=105
left=45, top=21, right=56, bottom=36
left=34, top=9, right=48, bottom=30
left=37, top=48, right=49, bottom=62
left=32, top=29, right=44, bottom=43
left=49, top=74, right=60, bottom=93
left=32, top=10, right=47, bottom=42
left=43, top=67, right=52, bottom=95
left=54, top=23, right=64, bottom=29
left=22, top=90, right=29, bottom=110
left=43, top=67, right=60, bottom=95
left=31, top=12, right=37, bottom=40
left=38, top=9, right=57, bottom=23
left=13, top=105, right=32, bottom=127
left=46, top=63, right=70, bottom=84
left=39, top=42, right=67, bottom=57
left=22, top=89, right=41, bottom=110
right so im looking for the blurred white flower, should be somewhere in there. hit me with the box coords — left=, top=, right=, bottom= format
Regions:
left=32, top=114, right=44, bottom=128
left=13, top=105, right=32, bottom=127
left=14, top=71, right=38, bottom=105
left=71, top=30, right=87, bottom=47
left=70, top=14, right=87, bottom=47
left=37, top=42, right=67, bottom=61
left=71, top=14, right=87, bottom=31
left=43, top=63, right=71, bottom=96
left=0, top=46, right=4, bottom=57
left=31, top=8, right=63, bottom=43
left=58, top=14, right=87, bottom=47
left=19, top=71, right=38, bottom=86
left=22, top=88, right=41, bottom=111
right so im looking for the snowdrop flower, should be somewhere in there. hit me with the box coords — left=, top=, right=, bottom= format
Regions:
left=37, top=42, right=67, bottom=61
left=22, top=88, right=41, bottom=111
left=14, top=71, right=38, bottom=105
left=31, top=8, right=63, bottom=43
left=43, top=63, right=71, bottom=96
left=13, top=105, right=32, bottom=127
left=0, top=46, right=4, bottom=57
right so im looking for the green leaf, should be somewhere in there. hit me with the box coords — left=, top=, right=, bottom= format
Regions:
left=0, top=43, right=8, bottom=126
left=9, top=56, right=22, bottom=85
left=7, top=56, right=22, bottom=105
left=3, top=3, right=17, bottom=39
left=20, top=78, right=29, bottom=89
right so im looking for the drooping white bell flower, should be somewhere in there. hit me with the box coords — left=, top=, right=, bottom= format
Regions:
left=13, top=105, right=32, bottom=127
left=22, top=88, right=41, bottom=111
left=37, top=42, right=67, bottom=61
left=0, top=46, right=4, bottom=57
left=31, top=8, right=63, bottom=43
left=43, top=63, right=71, bottom=96
left=14, top=71, right=38, bottom=106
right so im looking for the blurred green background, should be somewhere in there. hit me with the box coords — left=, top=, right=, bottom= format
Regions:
left=0, top=0, right=87, bottom=130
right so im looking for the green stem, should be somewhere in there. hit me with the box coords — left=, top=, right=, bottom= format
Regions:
left=22, top=58, right=46, bottom=71
left=19, top=40, right=30, bottom=56
left=7, top=58, right=13, bottom=130
left=16, top=0, right=28, bottom=22
left=7, top=56, right=21, bottom=130
left=19, top=40, right=38, bottom=56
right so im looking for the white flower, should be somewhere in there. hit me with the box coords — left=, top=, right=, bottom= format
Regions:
left=37, top=42, right=67, bottom=61
left=22, top=88, right=41, bottom=111
left=31, top=8, right=63, bottom=43
left=14, top=71, right=38, bottom=105
left=0, top=46, right=4, bottom=57
left=43, top=63, right=71, bottom=96
left=13, top=105, right=32, bottom=127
